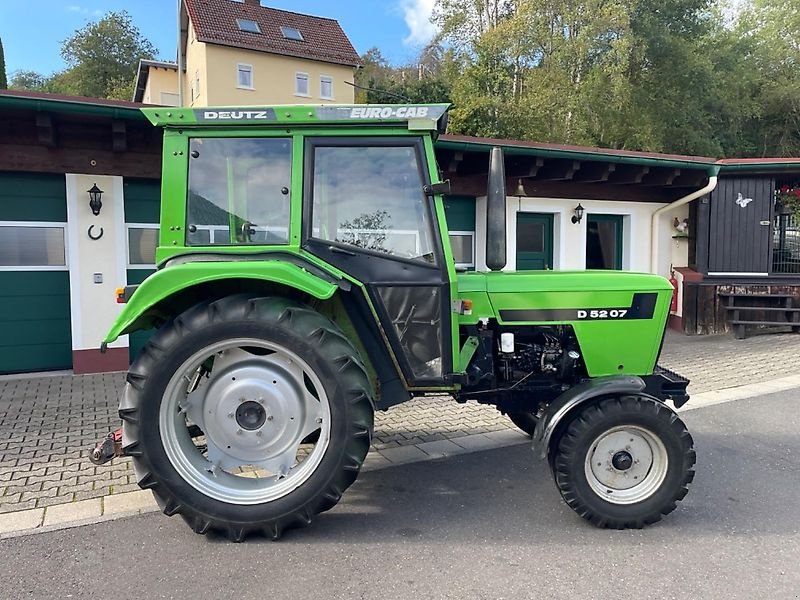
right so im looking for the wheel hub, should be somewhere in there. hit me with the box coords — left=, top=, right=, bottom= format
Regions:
left=236, top=400, right=267, bottom=431
left=611, top=450, right=633, bottom=471
left=180, top=347, right=324, bottom=474
left=584, top=425, right=669, bottom=504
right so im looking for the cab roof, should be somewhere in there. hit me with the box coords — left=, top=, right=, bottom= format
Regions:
left=141, top=103, right=450, bottom=130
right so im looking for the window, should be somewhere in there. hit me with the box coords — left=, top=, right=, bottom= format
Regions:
left=0, top=224, right=66, bottom=269
left=310, top=144, right=436, bottom=263
left=127, top=226, right=159, bottom=266
left=187, top=137, right=292, bottom=246
left=449, top=232, right=475, bottom=268
left=280, top=26, right=304, bottom=41
left=237, top=19, right=261, bottom=33
left=295, top=72, right=309, bottom=97
left=320, top=76, right=333, bottom=100
left=237, top=64, right=253, bottom=89
left=586, top=214, right=623, bottom=270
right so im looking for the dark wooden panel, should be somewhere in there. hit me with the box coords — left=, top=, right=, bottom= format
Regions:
left=0, top=143, right=161, bottom=179
left=708, top=177, right=773, bottom=274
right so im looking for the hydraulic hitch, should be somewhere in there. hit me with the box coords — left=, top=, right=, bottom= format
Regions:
left=89, top=427, right=124, bottom=465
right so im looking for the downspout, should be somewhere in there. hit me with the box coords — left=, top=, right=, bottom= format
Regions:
left=177, top=0, right=185, bottom=106
left=649, top=166, right=720, bottom=274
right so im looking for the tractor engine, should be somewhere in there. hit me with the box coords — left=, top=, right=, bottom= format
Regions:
left=496, top=326, right=583, bottom=384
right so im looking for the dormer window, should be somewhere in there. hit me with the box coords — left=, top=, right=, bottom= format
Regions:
left=280, top=26, right=304, bottom=41
left=237, top=19, right=261, bottom=33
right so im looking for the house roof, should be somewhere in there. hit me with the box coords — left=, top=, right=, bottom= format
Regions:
left=438, top=134, right=800, bottom=174
left=0, top=89, right=151, bottom=119
left=184, top=0, right=360, bottom=67
left=133, top=60, right=179, bottom=103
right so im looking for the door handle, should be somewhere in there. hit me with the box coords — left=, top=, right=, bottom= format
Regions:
left=329, top=245, right=356, bottom=256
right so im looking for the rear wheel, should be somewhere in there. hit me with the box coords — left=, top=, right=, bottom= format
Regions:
left=507, top=411, right=538, bottom=437
left=120, top=295, right=374, bottom=541
left=550, top=395, right=694, bottom=529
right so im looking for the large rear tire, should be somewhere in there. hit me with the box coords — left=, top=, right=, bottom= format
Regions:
left=507, top=411, right=538, bottom=437
left=119, top=295, right=374, bottom=541
left=550, top=395, right=695, bottom=529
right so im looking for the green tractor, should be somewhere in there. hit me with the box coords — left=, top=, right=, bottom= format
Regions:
left=99, top=103, right=695, bottom=540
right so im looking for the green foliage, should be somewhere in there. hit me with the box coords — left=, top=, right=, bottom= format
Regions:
left=8, top=11, right=155, bottom=100
left=0, top=37, right=7, bottom=89
left=408, top=0, right=800, bottom=157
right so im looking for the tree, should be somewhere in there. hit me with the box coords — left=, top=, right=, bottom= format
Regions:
left=0, top=37, right=7, bottom=89
left=57, top=11, right=156, bottom=99
left=9, top=70, right=51, bottom=92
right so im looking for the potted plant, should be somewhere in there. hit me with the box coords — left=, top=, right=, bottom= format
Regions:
left=777, top=184, right=800, bottom=218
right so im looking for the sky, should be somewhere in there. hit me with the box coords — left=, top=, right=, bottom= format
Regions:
left=0, top=0, right=438, bottom=76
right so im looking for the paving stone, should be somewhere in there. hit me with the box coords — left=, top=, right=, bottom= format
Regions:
left=416, top=438, right=468, bottom=459
left=43, top=498, right=102, bottom=526
left=0, top=508, right=43, bottom=534
left=103, top=490, right=156, bottom=515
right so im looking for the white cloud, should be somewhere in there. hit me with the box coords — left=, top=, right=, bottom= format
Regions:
left=67, top=5, right=103, bottom=16
left=400, top=0, right=438, bottom=47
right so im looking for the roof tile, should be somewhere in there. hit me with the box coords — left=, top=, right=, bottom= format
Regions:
left=184, top=0, right=360, bottom=67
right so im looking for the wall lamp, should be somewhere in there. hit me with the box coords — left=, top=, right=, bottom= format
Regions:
left=571, top=203, right=584, bottom=224
left=88, top=183, right=104, bottom=216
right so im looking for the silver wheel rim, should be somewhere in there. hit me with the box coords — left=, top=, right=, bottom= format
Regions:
left=584, top=425, right=668, bottom=505
left=159, top=338, right=331, bottom=505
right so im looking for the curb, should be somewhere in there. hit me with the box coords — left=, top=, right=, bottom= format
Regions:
left=2, top=375, right=798, bottom=540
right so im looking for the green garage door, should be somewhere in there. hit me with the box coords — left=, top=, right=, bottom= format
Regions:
left=124, top=178, right=160, bottom=363
left=0, top=173, right=72, bottom=374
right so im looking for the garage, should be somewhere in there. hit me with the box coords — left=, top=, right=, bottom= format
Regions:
left=0, top=173, right=72, bottom=374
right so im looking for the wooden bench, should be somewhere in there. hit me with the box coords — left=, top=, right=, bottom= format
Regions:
left=719, top=292, right=800, bottom=339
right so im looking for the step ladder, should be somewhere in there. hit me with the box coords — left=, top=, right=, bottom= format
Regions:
left=719, top=292, right=800, bottom=339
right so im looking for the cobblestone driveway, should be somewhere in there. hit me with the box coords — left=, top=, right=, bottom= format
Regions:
left=2, top=330, right=799, bottom=513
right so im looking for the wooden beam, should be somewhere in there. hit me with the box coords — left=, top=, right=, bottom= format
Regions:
left=642, top=168, right=681, bottom=186
left=533, top=160, right=581, bottom=181
left=0, top=143, right=161, bottom=179
left=672, top=171, right=709, bottom=188
left=507, top=156, right=544, bottom=178
left=112, top=120, right=127, bottom=153
left=607, top=165, right=650, bottom=184
left=35, top=113, right=56, bottom=148
left=573, top=162, right=616, bottom=183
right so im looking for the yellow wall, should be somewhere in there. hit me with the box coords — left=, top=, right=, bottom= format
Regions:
left=200, top=44, right=355, bottom=106
left=143, top=66, right=180, bottom=106
left=185, top=21, right=209, bottom=107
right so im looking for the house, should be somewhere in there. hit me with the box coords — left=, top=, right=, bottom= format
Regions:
left=1, top=89, right=799, bottom=376
left=133, top=0, right=360, bottom=107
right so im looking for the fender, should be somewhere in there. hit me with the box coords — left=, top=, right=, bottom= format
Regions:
left=103, top=260, right=340, bottom=344
left=532, top=375, right=649, bottom=460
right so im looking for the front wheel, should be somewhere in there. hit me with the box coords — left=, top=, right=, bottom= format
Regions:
left=120, top=295, right=374, bottom=541
left=550, top=395, right=695, bottom=529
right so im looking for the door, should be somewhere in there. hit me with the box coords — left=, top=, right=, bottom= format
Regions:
left=586, top=214, right=623, bottom=270
left=516, top=212, right=553, bottom=270
left=0, top=174, right=72, bottom=374
left=302, top=137, right=452, bottom=387
left=708, top=177, right=773, bottom=275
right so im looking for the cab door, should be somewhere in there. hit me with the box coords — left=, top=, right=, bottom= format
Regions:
left=302, top=137, right=453, bottom=388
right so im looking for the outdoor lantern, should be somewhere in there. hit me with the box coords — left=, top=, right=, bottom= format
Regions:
left=87, top=183, right=103, bottom=216
left=571, top=203, right=584, bottom=224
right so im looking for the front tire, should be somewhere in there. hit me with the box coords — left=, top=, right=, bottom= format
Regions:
left=551, top=395, right=695, bottom=529
left=120, top=295, right=374, bottom=541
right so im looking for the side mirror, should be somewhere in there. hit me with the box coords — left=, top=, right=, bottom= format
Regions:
left=423, top=180, right=452, bottom=196
left=486, top=147, right=507, bottom=271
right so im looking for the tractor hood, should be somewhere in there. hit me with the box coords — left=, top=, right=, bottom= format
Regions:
left=456, top=270, right=673, bottom=377
left=457, top=270, right=672, bottom=295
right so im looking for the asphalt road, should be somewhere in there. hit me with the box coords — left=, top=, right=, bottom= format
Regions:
left=1, top=391, right=799, bottom=600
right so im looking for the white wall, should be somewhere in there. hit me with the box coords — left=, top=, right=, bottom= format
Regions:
left=474, top=196, right=689, bottom=277
left=65, top=174, right=128, bottom=352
